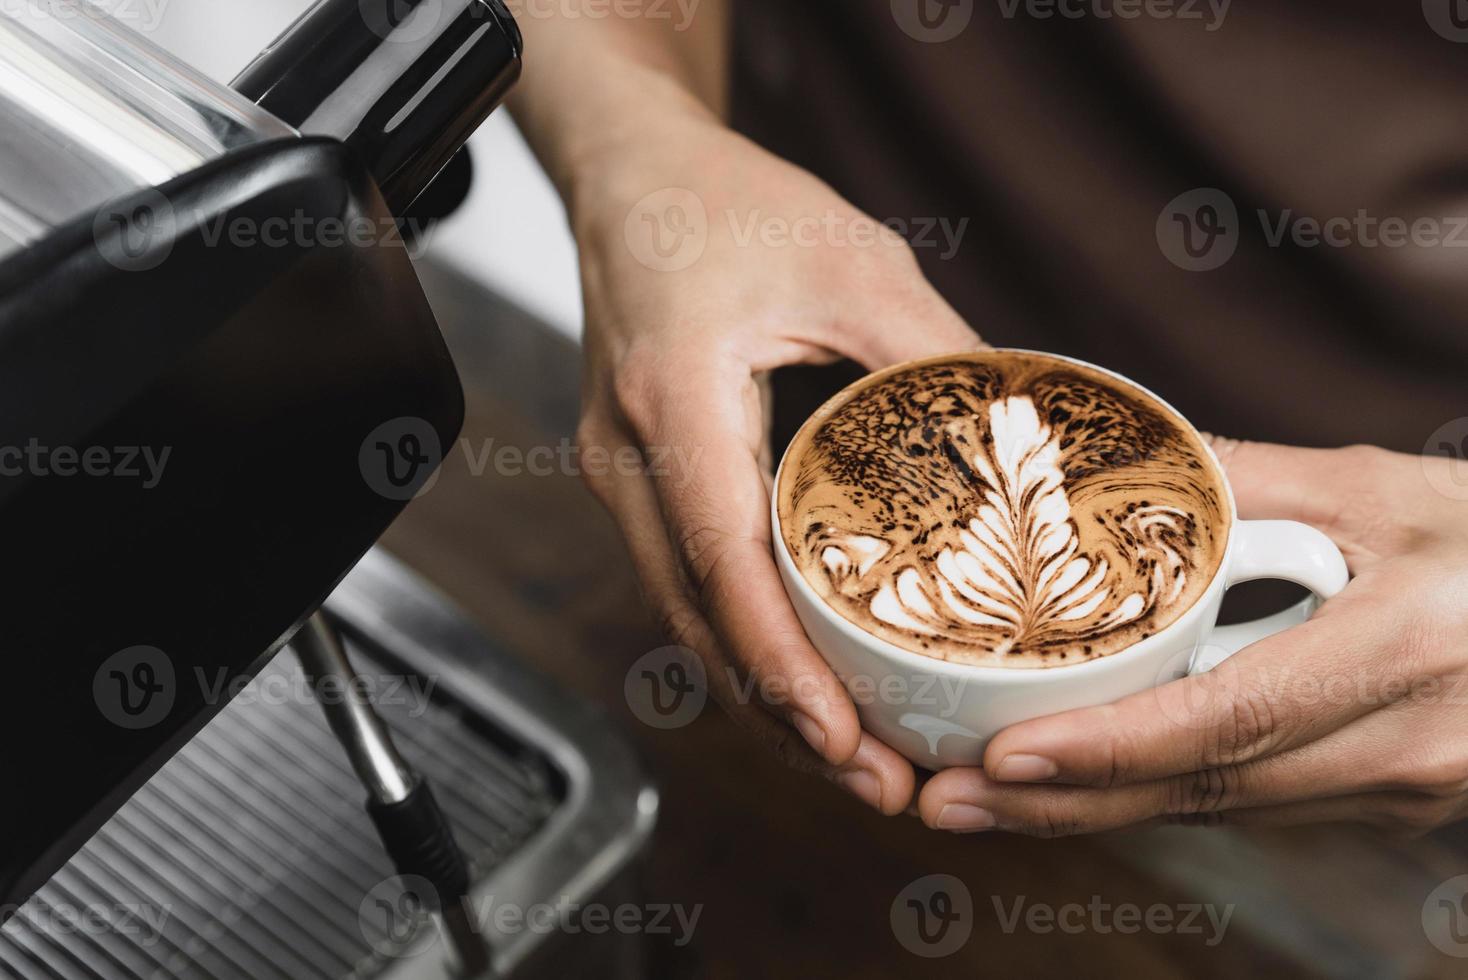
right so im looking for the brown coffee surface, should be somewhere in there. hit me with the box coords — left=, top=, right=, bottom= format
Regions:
left=777, top=351, right=1229, bottom=668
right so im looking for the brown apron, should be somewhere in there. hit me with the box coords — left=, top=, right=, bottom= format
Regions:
left=736, top=1, right=1468, bottom=454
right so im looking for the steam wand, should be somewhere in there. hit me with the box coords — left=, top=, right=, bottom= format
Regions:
left=292, top=612, right=491, bottom=976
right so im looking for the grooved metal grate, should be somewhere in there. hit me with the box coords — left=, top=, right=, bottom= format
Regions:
left=0, top=643, right=561, bottom=980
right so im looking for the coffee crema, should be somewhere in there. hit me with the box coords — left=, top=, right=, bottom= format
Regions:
left=777, top=351, right=1229, bottom=668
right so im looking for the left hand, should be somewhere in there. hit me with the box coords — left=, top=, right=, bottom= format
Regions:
left=917, top=440, right=1468, bottom=837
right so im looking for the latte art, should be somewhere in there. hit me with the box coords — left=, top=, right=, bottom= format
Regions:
left=778, top=352, right=1228, bottom=667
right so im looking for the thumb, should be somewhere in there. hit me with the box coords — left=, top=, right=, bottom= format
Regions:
left=833, top=255, right=985, bottom=369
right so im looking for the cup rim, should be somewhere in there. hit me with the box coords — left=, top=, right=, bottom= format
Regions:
left=770, top=347, right=1238, bottom=682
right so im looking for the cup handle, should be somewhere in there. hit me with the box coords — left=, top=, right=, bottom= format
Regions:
left=1189, top=520, right=1350, bottom=674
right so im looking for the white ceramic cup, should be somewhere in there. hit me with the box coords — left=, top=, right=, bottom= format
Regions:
left=771, top=350, right=1349, bottom=770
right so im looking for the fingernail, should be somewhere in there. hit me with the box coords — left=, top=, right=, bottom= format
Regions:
left=792, top=712, right=826, bottom=754
left=836, top=769, right=883, bottom=811
left=994, top=754, right=1059, bottom=783
left=936, top=803, right=995, bottom=833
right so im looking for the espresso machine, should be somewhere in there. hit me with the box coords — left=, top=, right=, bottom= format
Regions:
left=0, top=2, right=653, bottom=976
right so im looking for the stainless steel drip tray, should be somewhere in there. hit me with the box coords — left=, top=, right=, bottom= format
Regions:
left=0, top=549, right=657, bottom=979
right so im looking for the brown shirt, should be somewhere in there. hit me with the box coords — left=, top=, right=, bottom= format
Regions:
left=735, top=1, right=1468, bottom=453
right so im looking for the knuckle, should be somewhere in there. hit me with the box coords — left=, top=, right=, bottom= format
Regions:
left=1163, top=768, right=1236, bottom=817
left=1395, top=748, right=1468, bottom=799
left=1165, top=809, right=1228, bottom=828
left=573, top=420, right=612, bottom=497
left=1382, top=795, right=1455, bottom=836
left=1022, top=804, right=1086, bottom=840
left=1341, top=443, right=1392, bottom=473
left=653, top=597, right=705, bottom=653
left=610, top=351, right=662, bottom=440
left=1087, top=706, right=1133, bottom=788
left=676, top=523, right=740, bottom=601
left=1205, top=684, right=1278, bottom=767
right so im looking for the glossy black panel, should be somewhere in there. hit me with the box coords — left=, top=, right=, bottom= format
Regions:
left=0, top=137, right=464, bottom=909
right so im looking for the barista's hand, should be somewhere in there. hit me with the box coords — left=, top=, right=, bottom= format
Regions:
left=919, top=441, right=1468, bottom=836
left=574, top=116, right=980, bottom=814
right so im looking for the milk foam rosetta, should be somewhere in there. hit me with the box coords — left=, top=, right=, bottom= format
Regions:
left=777, top=352, right=1229, bottom=668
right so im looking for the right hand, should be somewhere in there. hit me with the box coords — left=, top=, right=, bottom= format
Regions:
left=572, top=113, right=982, bottom=814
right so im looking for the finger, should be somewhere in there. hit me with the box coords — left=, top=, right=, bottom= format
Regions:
left=589, top=431, right=917, bottom=812
left=920, top=707, right=1403, bottom=835
left=1208, top=793, right=1460, bottom=835
left=828, top=252, right=984, bottom=370
left=980, top=594, right=1398, bottom=788
left=921, top=770, right=1440, bottom=835
left=614, top=363, right=866, bottom=766
left=1205, top=437, right=1325, bottom=523
left=1206, top=438, right=1403, bottom=570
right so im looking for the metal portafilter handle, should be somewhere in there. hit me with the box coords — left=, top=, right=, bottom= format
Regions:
left=292, top=612, right=491, bottom=977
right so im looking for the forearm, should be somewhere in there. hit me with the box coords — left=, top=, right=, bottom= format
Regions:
left=505, top=0, right=730, bottom=218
